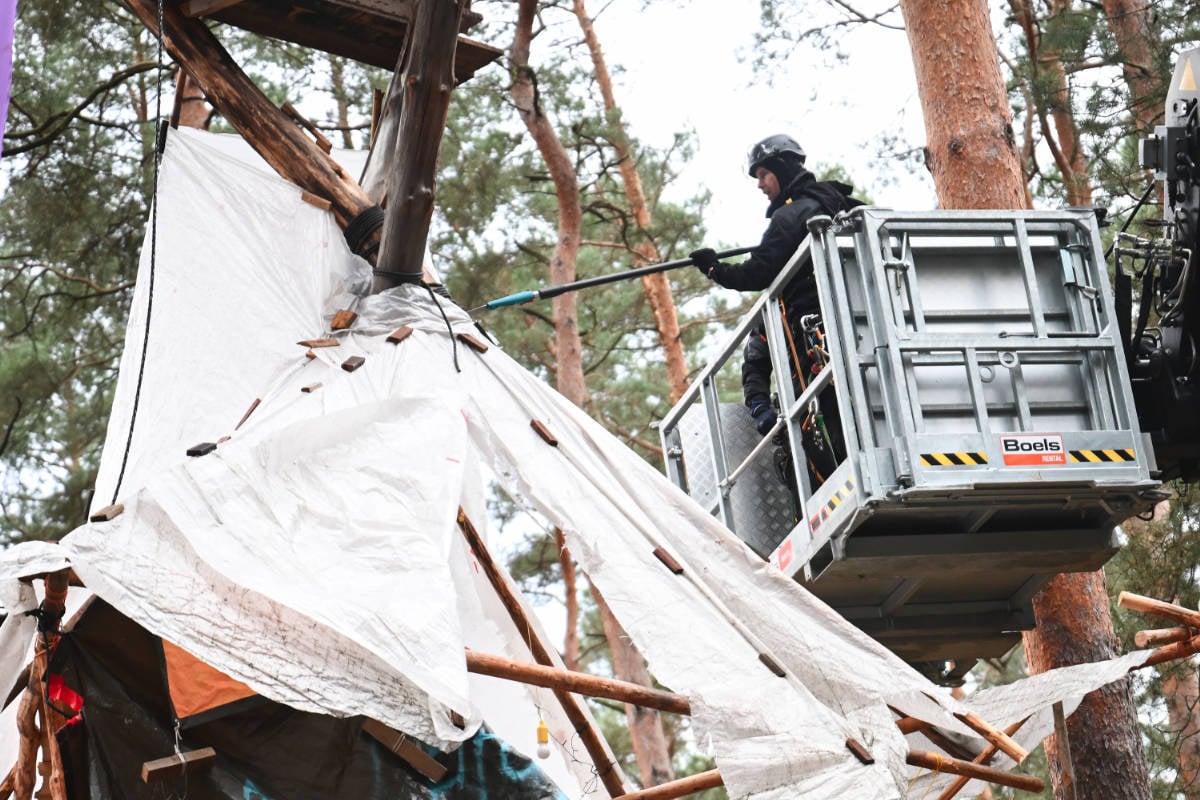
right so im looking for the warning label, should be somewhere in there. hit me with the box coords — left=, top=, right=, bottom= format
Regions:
left=776, top=539, right=794, bottom=573
left=999, top=433, right=1067, bottom=466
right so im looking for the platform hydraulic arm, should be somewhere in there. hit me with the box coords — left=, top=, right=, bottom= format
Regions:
left=1119, top=47, right=1200, bottom=481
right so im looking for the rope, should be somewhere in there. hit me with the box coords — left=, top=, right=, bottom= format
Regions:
left=111, top=0, right=166, bottom=503
left=905, top=753, right=945, bottom=800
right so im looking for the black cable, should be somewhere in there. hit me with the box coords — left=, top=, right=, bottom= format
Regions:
left=425, top=284, right=461, bottom=373
left=112, top=0, right=165, bottom=503
left=1104, top=181, right=1158, bottom=260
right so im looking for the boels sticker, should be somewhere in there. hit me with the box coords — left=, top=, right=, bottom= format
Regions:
left=999, top=433, right=1066, bottom=466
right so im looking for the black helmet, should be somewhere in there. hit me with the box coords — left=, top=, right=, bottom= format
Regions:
left=747, top=134, right=806, bottom=178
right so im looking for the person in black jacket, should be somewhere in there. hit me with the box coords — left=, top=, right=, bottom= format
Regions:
left=691, top=134, right=861, bottom=490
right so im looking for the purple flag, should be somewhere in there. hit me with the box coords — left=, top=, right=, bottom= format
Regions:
left=0, top=0, right=17, bottom=158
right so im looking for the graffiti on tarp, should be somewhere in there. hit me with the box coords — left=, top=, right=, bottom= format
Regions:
left=429, top=726, right=567, bottom=800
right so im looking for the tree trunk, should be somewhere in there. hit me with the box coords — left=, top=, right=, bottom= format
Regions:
left=898, top=0, right=1026, bottom=210
left=510, top=0, right=585, bottom=406
left=898, top=1, right=1150, bottom=796
left=555, top=528, right=581, bottom=671
left=1023, top=572, right=1150, bottom=799
left=374, top=0, right=465, bottom=289
left=1101, top=0, right=1163, bottom=135
left=1009, top=0, right=1093, bottom=206
left=591, top=585, right=676, bottom=788
left=512, top=2, right=672, bottom=786
left=572, top=0, right=688, bottom=402
left=1164, top=666, right=1200, bottom=798
left=328, top=54, right=355, bottom=150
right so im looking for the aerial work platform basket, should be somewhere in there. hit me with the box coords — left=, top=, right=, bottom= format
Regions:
left=660, top=208, right=1163, bottom=680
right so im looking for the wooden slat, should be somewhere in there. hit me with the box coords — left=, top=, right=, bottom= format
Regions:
left=89, top=504, right=124, bottom=523
left=141, top=747, right=217, bottom=783
left=361, top=719, right=446, bottom=781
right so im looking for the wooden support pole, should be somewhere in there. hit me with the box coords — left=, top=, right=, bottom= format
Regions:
left=456, top=511, right=627, bottom=797
left=123, top=0, right=380, bottom=251
left=465, top=650, right=691, bottom=716
left=907, top=750, right=1044, bottom=793
left=1117, top=591, right=1200, bottom=629
left=612, top=769, right=723, bottom=800
left=372, top=0, right=465, bottom=290
left=934, top=717, right=1030, bottom=800
left=952, top=711, right=1028, bottom=763
left=1135, top=626, right=1193, bottom=648
left=1136, top=631, right=1200, bottom=669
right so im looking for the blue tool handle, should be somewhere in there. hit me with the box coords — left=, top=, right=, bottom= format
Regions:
left=486, top=290, right=538, bottom=309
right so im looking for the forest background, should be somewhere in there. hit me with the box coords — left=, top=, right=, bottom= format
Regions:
left=2, top=0, right=1200, bottom=797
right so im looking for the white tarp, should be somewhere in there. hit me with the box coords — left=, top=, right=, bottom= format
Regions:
left=0, top=127, right=1159, bottom=799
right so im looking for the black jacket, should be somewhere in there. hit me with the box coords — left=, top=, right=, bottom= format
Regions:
left=709, top=170, right=860, bottom=315
left=716, top=171, right=861, bottom=407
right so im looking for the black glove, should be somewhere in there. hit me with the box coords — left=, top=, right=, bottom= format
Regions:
left=690, top=247, right=719, bottom=276
left=748, top=398, right=778, bottom=436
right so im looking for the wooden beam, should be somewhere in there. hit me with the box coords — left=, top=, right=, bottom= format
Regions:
left=952, top=711, right=1027, bottom=763
left=141, top=747, right=217, bottom=782
left=124, top=0, right=380, bottom=252
left=934, top=717, right=1030, bottom=800
left=907, top=750, right=1044, bottom=793
left=1135, top=626, right=1193, bottom=648
left=361, top=719, right=447, bottom=782
left=372, top=0, right=464, bottom=290
left=456, top=511, right=627, bottom=797
left=1117, top=591, right=1200, bottom=629
left=612, top=769, right=723, bottom=800
left=465, top=650, right=691, bottom=716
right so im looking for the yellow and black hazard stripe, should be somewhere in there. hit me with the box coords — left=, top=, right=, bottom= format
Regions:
left=919, top=452, right=988, bottom=467
left=1068, top=449, right=1136, bottom=463
left=809, top=477, right=856, bottom=533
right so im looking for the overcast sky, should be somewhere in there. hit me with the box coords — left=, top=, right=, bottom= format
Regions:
left=580, top=0, right=939, bottom=246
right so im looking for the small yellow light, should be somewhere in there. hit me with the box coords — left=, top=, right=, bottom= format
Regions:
left=536, top=719, right=551, bottom=759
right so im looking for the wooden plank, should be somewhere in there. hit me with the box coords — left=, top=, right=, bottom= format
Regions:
left=300, top=191, right=332, bottom=211
left=455, top=333, right=488, bottom=353
left=141, top=748, right=217, bottom=783
left=89, top=504, right=124, bottom=523
left=297, top=337, right=340, bottom=348
left=386, top=325, right=414, bottom=344
left=198, top=1, right=501, bottom=80
left=330, top=310, right=358, bottom=330
left=529, top=419, right=557, bottom=446
left=652, top=548, right=684, bottom=576
left=361, top=719, right=446, bottom=781
left=845, top=737, right=875, bottom=765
